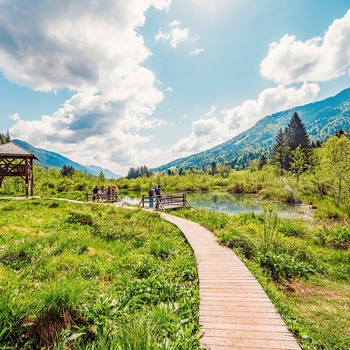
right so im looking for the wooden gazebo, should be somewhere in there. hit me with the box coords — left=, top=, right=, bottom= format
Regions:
left=0, top=142, right=38, bottom=197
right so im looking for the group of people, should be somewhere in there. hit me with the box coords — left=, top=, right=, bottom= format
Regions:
left=148, top=184, right=162, bottom=207
left=92, top=185, right=118, bottom=202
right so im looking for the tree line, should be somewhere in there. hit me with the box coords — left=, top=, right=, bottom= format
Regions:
left=0, top=131, right=11, bottom=144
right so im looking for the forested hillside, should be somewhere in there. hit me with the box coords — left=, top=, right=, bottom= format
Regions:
left=154, top=88, right=350, bottom=172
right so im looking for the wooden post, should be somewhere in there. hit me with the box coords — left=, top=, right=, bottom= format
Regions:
left=30, top=159, right=34, bottom=196
left=25, top=157, right=29, bottom=197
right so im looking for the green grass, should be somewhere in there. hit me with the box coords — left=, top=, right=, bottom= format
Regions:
left=0, top=199, right=200, bottom=349
left=174, top=208, right=350, bottom=350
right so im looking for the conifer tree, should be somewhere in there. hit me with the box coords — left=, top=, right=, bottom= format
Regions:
left=0, top=131, right=11, bottom=144
left=272, top=112, right=311, bottom=173
left=272, top=128, right=289, bottom=173
left=284, top=112, right=310, bottom=151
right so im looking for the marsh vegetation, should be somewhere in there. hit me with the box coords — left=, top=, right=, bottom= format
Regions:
left=0, top=199, right=200, bottom=349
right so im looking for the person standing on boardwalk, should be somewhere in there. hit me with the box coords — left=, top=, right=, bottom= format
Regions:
left=92, top=186, right=99, bottom=202
left=148, top=187, right=154, bottom=207
left=155, top=184, right=162, bottom=209
left=155, top=184, right=161, bottom=198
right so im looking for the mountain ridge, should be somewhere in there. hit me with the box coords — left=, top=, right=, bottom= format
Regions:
left=154, top=87, right=350, bottom=172
left=12, top=139, right=121, bottom=179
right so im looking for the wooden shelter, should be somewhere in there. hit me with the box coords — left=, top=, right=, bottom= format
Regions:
left=0, top=142, right=38, bottom=197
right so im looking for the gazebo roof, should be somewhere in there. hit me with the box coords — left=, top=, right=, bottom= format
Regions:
left=0, top=142, right=38, bottom=159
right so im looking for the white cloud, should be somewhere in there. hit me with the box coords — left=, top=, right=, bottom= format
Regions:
left=150, top=0, right=172, bottom=11
left=168, top=84, right=320, bottom=158
left=1, top=0, right=170, bottom=174
left=169, top=117, right=222, bottom=156
left=190, top=48, right=204, bottom=55
left=260, top=9, right=350, bottom=84
left=205, top=105, right=216, bottom=117
left=9, top=113, right=20, bottom=121
left=155, top=20, right=195, bottom=48
left=222, top=83, right=319, bottom=132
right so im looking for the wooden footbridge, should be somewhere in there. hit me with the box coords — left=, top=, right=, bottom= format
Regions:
left=138, top=193, right=192, bottom=211
left=161, top=213, right=301, bottom=350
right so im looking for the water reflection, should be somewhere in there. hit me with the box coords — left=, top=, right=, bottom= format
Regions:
left=186, top=192, right=262, bottom=216
left=119, top=191, right=310, bottom=219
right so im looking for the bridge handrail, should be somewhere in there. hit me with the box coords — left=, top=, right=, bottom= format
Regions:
left=84, top=192, right=120, bottom=203
left=138, top=193, right=192, bottom=211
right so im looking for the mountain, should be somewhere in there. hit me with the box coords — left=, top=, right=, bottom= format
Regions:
left=84, top=164, right=121, bottom=179
left=154, top=87, right=350, bottom=172
left=12, top=139, right=120, bottom=179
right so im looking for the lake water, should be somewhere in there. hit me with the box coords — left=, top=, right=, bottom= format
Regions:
left=119, top=191, right=311, bottom=220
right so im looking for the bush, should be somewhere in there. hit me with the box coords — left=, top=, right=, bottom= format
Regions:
left=259, top=251, right=314, bottom=281
left=149, top=238, right=174, bottom=260
left=217, top=228, right=257, bottom=259
left=66, top=211, right=94, bottom=226
left=313, top=225, right=350, bottom=250
left=259, top=187, right=291, bottom=202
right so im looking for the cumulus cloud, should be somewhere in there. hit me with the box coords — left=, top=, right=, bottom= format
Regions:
left=260, top=9, right=350, bottom=84
left=155, top=20, right=196, bottom=48
left=168, top=84, right=320, bottom=158
left=168, top=10, right=350, bottom=160
left=0, top=0, right=170, bottom=174
left=169, top=117, right=222, bottom=156
left=9, top=113, right=20, bottom=121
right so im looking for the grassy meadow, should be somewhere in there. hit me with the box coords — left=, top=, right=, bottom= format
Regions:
left=1, top=134, right=350, bottom=349
left=174, top=207, right=350, bottom=350
left=0, top=199, right=200, bottom=349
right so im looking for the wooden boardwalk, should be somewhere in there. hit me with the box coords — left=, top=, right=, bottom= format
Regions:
left=161, top=213, right=301, bottom=350
left=139, top=193, right=192, bottom=211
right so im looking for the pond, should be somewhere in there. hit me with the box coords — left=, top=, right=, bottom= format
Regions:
left=119, top=191, right=312, bottom=220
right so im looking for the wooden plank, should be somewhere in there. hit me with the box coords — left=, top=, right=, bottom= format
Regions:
left=161, top=213, right=301, bottom=350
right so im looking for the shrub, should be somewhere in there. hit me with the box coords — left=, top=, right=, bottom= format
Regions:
left=217, top=228, right=257, bottom=259
left=313, top=225, right=350, bottom=250
left=314, top=202, right=345, bottom=220
left=259, top=187, right=291, bottom=202
left=46, top=201, right=60, bottom=208
left=66, top=211, right=94, bottom=226
left=149, top=238, right=174, bottom=260
left=259, top=251, right=314, bottom=281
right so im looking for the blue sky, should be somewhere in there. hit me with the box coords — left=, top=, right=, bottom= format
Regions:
left=1, top=0, right=350, bottom=175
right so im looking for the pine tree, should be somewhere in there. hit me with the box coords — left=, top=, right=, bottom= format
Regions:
left=272, top=128, right=289, bottom=173
left=257, top=154, right=268, bottom=170
left=284, top=112, right=310, bottom=151
left=0, top=131, right=11, bottom=144
left=272, top=112, right=311, bottom=173
left=60, top=165, right=75, bottom=176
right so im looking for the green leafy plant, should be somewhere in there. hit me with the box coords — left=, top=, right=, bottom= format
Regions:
left=261, top=207, right=281, bottom=253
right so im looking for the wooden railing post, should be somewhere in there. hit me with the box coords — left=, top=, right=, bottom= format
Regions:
left=138, top=195, right=145, bottom=208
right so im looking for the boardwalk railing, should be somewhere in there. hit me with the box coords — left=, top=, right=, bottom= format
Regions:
left=84, top=192, right=120, bottom=203
left=138, top=193, right=192, bottom=211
